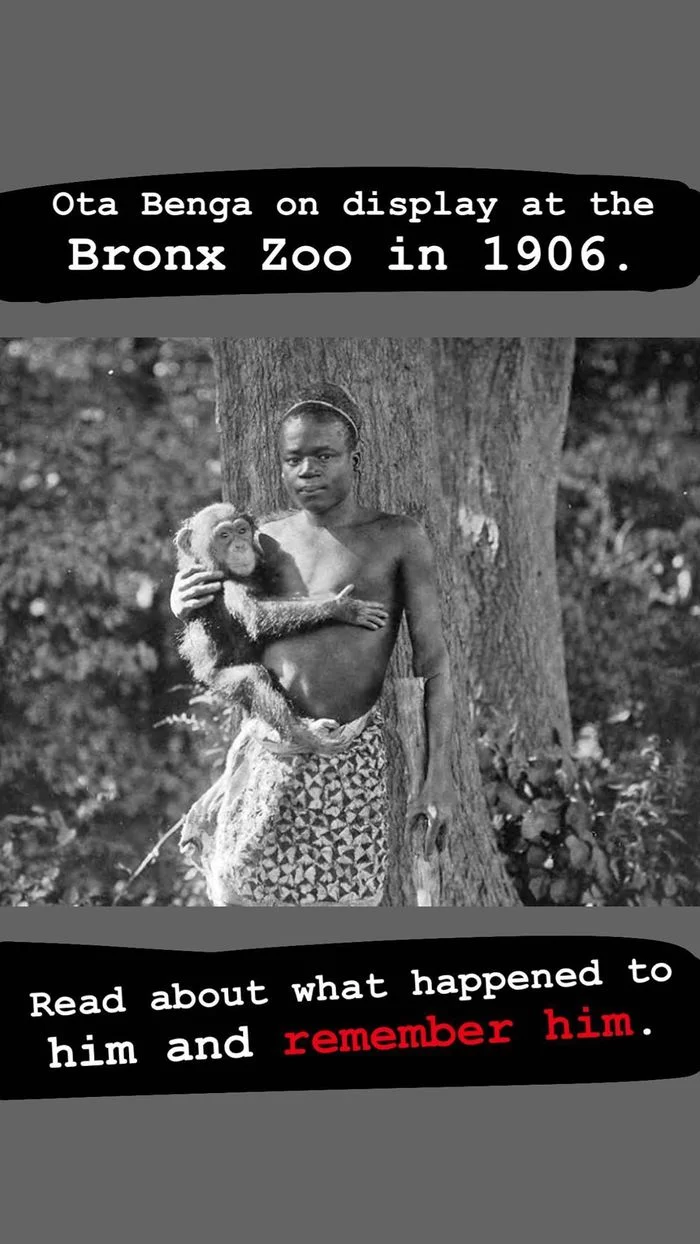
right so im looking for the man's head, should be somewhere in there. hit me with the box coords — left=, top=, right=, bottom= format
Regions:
left=278, top=383, right=363, bottom=513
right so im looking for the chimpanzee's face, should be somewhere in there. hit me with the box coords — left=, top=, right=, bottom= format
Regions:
left=189, top=507, right=259, bottom=578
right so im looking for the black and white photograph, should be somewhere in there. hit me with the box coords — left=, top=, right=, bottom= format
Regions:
left=2, top=336, right=699, bottom=908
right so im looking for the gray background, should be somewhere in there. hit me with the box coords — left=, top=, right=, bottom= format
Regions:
left=1, top=2, right=698, bottom=1242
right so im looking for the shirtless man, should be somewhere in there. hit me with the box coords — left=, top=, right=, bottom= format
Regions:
left=171, top=385, right=455, bottom=905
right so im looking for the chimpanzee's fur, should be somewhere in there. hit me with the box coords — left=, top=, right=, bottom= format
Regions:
left=175, top=502, right=364, bottom=738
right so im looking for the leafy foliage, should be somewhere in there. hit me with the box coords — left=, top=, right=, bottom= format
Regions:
left=0, top=338, right=220, bottom=905
left=561, top=339, right=700, bottom=748
left=478, top=713, right=700, bottom=907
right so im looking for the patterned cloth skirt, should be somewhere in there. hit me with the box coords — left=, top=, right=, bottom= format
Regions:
left=180, top=709, right=390, bottom=907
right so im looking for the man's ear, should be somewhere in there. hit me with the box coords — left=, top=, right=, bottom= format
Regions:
left=174, top=521, right=193, bottom=555
left=352, top=449, right=361, bottom=473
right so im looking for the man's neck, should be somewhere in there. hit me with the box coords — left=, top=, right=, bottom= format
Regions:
left=298, top=494, right=360, bottom=530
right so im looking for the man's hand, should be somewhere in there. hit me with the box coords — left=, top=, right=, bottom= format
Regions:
left=170, top=565, right=224, bottom=620
left=405, top=778, right=457, bottom=857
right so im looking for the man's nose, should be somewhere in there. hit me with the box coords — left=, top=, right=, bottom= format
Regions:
left=298, top=458, right=319, bottom=477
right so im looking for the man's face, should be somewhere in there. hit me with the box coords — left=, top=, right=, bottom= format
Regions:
left=280, top=415, right=357, bottom=513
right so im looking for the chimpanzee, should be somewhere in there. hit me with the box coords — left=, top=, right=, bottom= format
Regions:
left=174, top=502, right=388, bottom=737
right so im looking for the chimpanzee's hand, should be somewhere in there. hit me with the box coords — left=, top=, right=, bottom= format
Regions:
left=170, top=565, right=224, bottom=620
left=332, top=584, right=390, bottom=630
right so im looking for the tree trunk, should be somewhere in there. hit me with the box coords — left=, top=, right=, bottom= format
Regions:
left=432, top=338, right=575, bottom=754
left=212, top=338, right=573, bottom=906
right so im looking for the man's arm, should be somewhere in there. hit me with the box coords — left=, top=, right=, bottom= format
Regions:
left=399, top=519, right=457, bottom=855
left=170, top=566, right=224, bottom=619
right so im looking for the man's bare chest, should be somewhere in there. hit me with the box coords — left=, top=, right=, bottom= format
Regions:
left=267, top=530, right=398, bottom=599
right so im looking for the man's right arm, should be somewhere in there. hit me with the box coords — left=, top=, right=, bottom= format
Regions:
left=399, top=519, right=457, bottom=855
left=170, top=566, right=224, bottom=620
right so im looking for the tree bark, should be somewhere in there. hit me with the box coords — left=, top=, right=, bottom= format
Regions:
left=212, top=337, right=574, bottom=906
left=432, top=338, right=575, bottom=754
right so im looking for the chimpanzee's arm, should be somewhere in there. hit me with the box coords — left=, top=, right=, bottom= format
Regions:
left=222, top=581, right=389, bottom=640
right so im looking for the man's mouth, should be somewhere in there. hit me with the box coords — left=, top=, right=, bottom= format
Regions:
left=298, top=485, right=325, bottom=494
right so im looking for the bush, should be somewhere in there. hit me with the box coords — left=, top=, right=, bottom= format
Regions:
left=478, top=712, right=700, bottom=907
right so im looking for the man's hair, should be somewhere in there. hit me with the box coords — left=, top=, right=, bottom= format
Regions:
left=278, top=382, right=363, bottom=451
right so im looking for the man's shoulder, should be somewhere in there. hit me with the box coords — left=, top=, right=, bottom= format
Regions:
left=258, top=509, right=430, bottom=549
left=360, top=512, right=433, bottom=562
left=257, top=510, right=298, bottom=536
left=374, top=512, right=430, bottom=544
left=364, top=510, right=424, bottom=534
